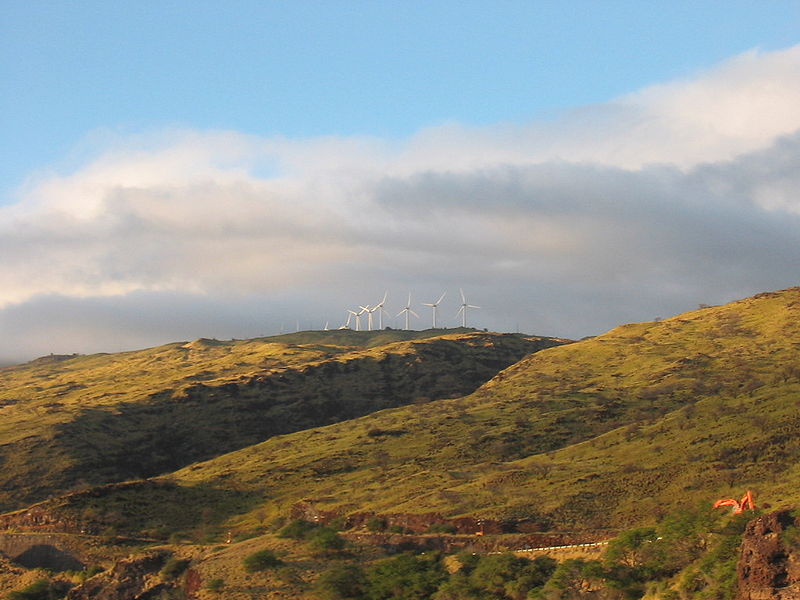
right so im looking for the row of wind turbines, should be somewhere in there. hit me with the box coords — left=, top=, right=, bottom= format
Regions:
left=337, top=290, right=480, bottom=331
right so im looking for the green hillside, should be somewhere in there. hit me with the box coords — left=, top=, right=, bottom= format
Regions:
left=24, top=288, right=800, bottom=539
left=0, top=329, right=563, bottom=512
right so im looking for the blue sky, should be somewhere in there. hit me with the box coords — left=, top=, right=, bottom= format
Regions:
left=3, top=1, right=799, bottom=202
left=2, top=2, right=800, bottom=362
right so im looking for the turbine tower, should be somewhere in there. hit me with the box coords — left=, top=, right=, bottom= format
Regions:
left=456, top=288, right=480, bottom=327
left=348, top=309, right=363, bottom=331
left=375, top=291, right=389, bottom=329
left=357, top=306, right=369, bottom=331
left=359, top=305, right=376, bottom=331
left=396, top=293, right=419, bottom=330
left=422, top=292, right=446, bottom=329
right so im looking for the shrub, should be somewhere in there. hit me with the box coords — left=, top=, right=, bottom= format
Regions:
left=426, top=523, right=457, bottom=534
left=309, top=527, right=347, bottom=555
left=279, top=519, right=318, bottom=539
left=314, top=563, right=367, bottom=600
left=243, top=549, right=284, bottom=572
left=366, top=516, right=386, bottom=532
left=470, top=553, right=556, bottom=598
left=7, top=579, right=70, bottom=600
left=365, top=553, right=447, bottom=600
left=160, top=557, right=191, bottom=580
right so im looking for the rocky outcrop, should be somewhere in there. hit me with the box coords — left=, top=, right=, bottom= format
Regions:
left=66, top=550, right=172, bottom=600
left=737, top=509, right=800, bottom=600
left=0, top=504, right=84, bottom=534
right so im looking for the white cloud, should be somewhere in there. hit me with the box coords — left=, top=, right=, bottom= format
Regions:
left=2, top=45, right=800, bottom=362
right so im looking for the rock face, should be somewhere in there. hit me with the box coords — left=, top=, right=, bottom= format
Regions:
left=66, top=550, right=172, bottom=600
left=737, top=510, right=800, bottom=600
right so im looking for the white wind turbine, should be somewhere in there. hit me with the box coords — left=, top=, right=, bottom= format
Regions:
left=339, top=311, right=353, bottom=330
left=455, top=288, right=480, bottom=327
left=422, top=292, right=447, bottom=329
left=348, top=309, right=364, bottom=331
left=374, top=291, right=389, bottom=329
left=396, top=293, right=419, bottom=330
left=357, top=306, right=369, bottom=331
left=359, top=304, right=376, bottom=331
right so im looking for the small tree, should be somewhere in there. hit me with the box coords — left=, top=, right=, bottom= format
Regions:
left=279, top=519, right=318, bottom=539
left=310, top=527, right=347, bottom=555
left=315, top=563, right=367, bottom=600
left=243, top=549, right=284, bottom=572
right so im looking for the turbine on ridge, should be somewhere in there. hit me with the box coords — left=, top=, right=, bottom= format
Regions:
left=396, top=293, right=419, bottom=331
left=375, top=291, right=389, bottom=329
left=339, top=311, right=354, bottom=330
left=359, top=305, right=376, bottom=331
left=422, top=291, right=446, bottom=329
left=455, top=288, right=480, bottom=328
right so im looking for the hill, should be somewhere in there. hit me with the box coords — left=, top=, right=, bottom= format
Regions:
left=0, top=329, right=565, bottom=512
left=19, top=287, right=800, bottom=539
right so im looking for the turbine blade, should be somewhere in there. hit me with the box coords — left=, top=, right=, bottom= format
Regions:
left=409, top=309, right=419, bottom=318
left=436, top=291, right=447, bottom=305
left=468, top=305, right=480, bottom=309
left=460, top=288, right=466, bottom=303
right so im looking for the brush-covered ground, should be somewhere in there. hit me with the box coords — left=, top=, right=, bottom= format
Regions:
left=18, top=288, right=800, bottom=542
left=3, top=289, right=800, bottom=600
left=0, top=505, right=760, bottom=600
left=0, top=329, right=564, bottom=512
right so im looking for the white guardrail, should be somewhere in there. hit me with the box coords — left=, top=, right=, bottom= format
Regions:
left=487, top=540, right=610, bottom=555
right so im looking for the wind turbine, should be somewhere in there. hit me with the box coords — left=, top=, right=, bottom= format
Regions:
left=357, top=306, right=369, bottom=331
left=455, top=288, right=480, bottom=327
left=374, top=291, right=389, bottom=329
left=396, top=293, right=419, bottom=330
left=359, top=304, right=376, bottom=331
left=339, top=312, right=353, bottom=330
left=422, top=292, right=446, bottom=329
left=348, top=309, right=363, bottom=331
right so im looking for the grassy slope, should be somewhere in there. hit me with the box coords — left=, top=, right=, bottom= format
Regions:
left=55, top=287, right=799, bottom=536
left=8, top=288, right=800, bottom=537
left=0, top=329, right=563, bottom=512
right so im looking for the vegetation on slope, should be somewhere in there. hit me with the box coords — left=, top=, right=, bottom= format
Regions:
left=0, top=329, right=563, bottom=512
left=30, top=288, right=800, bottom=539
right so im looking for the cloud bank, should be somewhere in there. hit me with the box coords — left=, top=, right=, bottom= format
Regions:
left=2, top=46, right=800, bottom=363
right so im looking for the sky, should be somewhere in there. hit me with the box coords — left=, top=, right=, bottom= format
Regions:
left=2, top=1, right=800, bottom=363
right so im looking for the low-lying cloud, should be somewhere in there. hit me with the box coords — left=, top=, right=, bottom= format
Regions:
left=2, top=46, right=800, bottom=363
